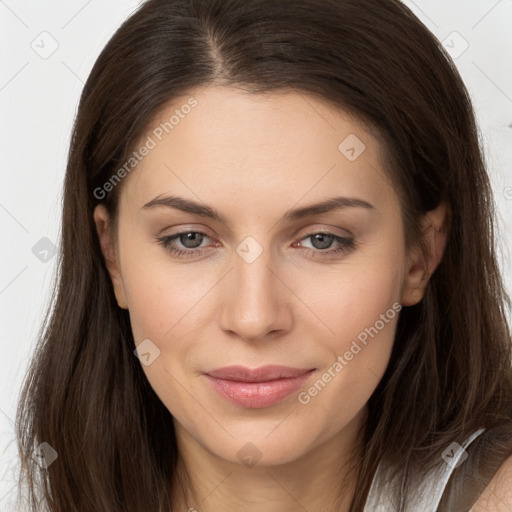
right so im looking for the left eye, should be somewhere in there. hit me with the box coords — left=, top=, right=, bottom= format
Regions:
left=156, top=231, right=354, bottom=259
left=293, top=232, right=355, bottom=257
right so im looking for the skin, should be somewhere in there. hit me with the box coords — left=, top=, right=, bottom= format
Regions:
left=94, top=85, right=448, bottom=511
left=471, top=456, right=512, bottom=511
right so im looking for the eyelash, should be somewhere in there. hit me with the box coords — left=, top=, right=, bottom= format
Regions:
left=155, top=230, right=355, bottom=259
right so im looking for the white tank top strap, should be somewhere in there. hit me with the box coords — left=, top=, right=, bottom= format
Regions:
left=362, top=428, right=486, bottom=512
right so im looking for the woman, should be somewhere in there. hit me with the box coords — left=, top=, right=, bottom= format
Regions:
left=16, top=0, right=512, bottom=510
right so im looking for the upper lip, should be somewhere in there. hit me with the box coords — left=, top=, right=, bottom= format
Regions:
left=205, top=365, right=314, bottom=382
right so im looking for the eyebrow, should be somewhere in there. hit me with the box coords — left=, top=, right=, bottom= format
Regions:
left=141, top=194, right=375, bottom=223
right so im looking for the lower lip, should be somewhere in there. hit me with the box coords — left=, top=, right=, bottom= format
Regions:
left=204, top=370, right=315, bottom=409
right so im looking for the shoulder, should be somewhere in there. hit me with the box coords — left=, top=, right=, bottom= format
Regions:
left=470, top=453, right=512, bottom=511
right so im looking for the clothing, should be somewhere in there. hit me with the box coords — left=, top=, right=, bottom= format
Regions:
left=362, top=428, right=486, bottom=511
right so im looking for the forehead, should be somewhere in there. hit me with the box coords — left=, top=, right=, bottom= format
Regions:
left=118, top=85, right=397, bottom=220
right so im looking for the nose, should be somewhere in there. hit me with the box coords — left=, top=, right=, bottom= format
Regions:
left=218, top=243, right=292, bottom=343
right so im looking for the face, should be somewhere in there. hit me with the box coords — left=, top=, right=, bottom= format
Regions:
left=94, top=85, right=441, bottom=468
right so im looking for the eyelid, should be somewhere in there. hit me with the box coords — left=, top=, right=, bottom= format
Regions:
left=160, top=224, right=216, bottom=238
left=295, top=223, right=353, bottom=240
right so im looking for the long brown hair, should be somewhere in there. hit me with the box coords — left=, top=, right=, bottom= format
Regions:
left=16, top=0, right=512, bottom=510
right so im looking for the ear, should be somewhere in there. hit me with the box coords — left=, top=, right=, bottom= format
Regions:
left=93, top=204, right=128, bottom=309
left=401, top=202, right=449, bottom=307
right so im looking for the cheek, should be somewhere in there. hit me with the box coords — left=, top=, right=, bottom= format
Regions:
left=123, top=274, right=172, bottom=342
left=295, top=282, right=400, bottom=439
left=338, top=270, right=401, bottom=344
left=119, top=241, right=211, bottom=343
left=295, top=246, right=403, bottom=347
left=120, top=257, right=206, bottom=412
left=294, top=252, right=403, bottom=404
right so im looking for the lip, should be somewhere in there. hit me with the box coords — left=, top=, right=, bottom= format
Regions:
left=204, top=365, right=315, bottom=408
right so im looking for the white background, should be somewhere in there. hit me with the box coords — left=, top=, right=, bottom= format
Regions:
left=1, top=1, right=511, bottom=509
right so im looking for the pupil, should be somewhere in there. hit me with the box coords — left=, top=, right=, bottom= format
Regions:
left=182, top=232, right=202, bottom=248
left=312, top=234, right=333, bottom=250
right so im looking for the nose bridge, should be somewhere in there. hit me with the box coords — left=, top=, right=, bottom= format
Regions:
left=219, top=235, right=288, bottom=340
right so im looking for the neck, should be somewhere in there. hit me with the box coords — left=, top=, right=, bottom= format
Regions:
left=170, top=407, right=367, bottom=512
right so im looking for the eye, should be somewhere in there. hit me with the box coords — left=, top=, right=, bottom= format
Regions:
left=294, top=232, right=355, bottom=257
left=156, top=231, right=214, bottom=258
left=155, top=230, right=355, bottom=259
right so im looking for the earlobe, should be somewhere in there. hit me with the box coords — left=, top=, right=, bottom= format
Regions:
left=401, top=202, right=449, bottom=306
left=93, top=204, right=129, bottom=310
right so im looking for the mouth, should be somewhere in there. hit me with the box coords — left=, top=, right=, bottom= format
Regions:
left=204, top=365, right=316, bottom=408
